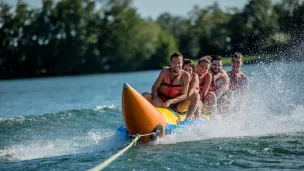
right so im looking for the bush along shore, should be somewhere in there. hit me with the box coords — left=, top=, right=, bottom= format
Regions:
left=0, top=0, right=304, bottom=79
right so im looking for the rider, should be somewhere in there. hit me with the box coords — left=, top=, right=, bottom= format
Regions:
left=176, top=58, right=201, bottom=118
left=142, top=52, right=191, bottom=109
left=182, top=58, right=199, bottom=97
left=227, top=52, right=248, bottom=93
left=210, top=55, right=230, bottom=113
left=196, top=56, right=215, bottom=113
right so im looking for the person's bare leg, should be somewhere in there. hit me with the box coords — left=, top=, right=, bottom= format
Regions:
left=176, top=100, right=191, bottom=113
left=142, top=92, right=163, bottom=107
left=142, top=92, right=153, bottom=103
left=217, top=95, right=230, bottom=114
left=185, top=93, right=200, bottom=119
left=202, top=92, right=217, bottom=114
left=174, top=97, right=191, bottom=122
left=194, top=100, right=203, bottom=118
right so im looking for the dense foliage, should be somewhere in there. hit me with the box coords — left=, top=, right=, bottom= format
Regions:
left=0, top=0, right=303, bottom=79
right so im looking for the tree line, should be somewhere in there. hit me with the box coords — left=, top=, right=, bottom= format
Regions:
left=0, top=0, right=303, bottom=79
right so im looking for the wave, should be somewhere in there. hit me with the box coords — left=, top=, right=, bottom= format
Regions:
left=0, top=105, right=127, bottom=162
left=0, top=105, right=122, bottom=131
left=157, top=104, right=304, bottom=145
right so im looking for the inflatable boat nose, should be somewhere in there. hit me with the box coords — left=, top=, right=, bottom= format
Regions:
left=122, top=83, right=166, bottom=141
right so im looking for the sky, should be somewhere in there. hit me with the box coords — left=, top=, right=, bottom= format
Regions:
left=2, top=0, right=251, bottom=19
left=132, top=0, right=250, bottom=18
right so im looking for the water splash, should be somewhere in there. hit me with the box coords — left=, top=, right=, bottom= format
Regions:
left=158, top=104, right=304, bottom=145
left=158, top=61, right=304, bottom=145
left=0, top=107, right=125, bottom=162
left=95, top=104, right=121, bottom=112
left=0, top=127, right=132, bottom=163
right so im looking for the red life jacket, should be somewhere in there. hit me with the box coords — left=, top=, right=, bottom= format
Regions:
left=209, top=75, right=217, bottom=92
left=158, top=68, right=183, bottom=102
left=199, top=72, right=211, bottom=100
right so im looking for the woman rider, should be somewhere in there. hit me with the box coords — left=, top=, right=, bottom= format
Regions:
left=182, top=59, right=199, bottom=97
left=175, top=59, right=200, bottom=116
left=196, top=56, right=216, bottom=114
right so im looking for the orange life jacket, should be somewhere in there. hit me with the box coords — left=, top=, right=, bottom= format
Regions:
left=157, top=68, right=183, bottom=102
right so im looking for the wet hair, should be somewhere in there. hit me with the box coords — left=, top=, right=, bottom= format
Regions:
left=170, top=52, right=183, bottom=61
left=232, top=52, right=243, bottom=59
left=183, top=58, right=195, bottom=71
left=198, top=56, right=212, bottom=65
left=211, top=55, right=222, bottom=62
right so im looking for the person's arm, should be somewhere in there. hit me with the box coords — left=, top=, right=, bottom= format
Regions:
left=239, top=73, right=249, bottom=91
left=200, top=73, right=211, bottom=98
left=151, top=69, right=165, bottom=101
left=152, top=69, right=165, bottom=98
left=215, top=72, right=230, bottom=100
left=188, top=74, right=199, bottom=97
left=163, top=72, right=190, bottom=107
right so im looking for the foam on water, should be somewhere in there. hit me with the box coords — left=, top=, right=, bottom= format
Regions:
left=158, top=61, right=304, bottom=144
left=0, top=128, right=127, bottom=162
left=159, top=104, right=304, bottom=145
left=0, top=106, right=126, bottom=162
left=95, top=104, right=119, bottom=111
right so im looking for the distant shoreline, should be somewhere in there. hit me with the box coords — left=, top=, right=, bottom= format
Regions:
left=1, top=56, right=301, bottom=80
left=193, top=55, right=284, bottom=65
left=193, top=56, right=256, bottom=65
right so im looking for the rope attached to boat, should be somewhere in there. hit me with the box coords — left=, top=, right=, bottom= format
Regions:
left=88, top=132, right=156, bottom=171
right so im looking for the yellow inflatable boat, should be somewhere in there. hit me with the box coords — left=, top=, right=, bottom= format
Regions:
left=117, top=83, right=209, bottom=142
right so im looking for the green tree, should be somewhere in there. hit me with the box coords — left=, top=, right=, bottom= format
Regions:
left=0, top=2, right=13, bottom=71
left=97, top=0, right=177, bottom=71
left=274, top=0, right=303, bottom=35
left=228, top=0, right=279, bottom=54
left=194, top=3, right=231, bottom=56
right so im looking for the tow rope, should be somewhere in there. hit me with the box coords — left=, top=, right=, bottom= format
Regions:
left=88, top=132, right=156, bottom=171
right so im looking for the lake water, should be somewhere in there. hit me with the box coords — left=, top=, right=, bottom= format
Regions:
left=0, top=62, right=304, bottom=170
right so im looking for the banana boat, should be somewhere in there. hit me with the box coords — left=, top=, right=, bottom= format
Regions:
left=116, top=83, right=209, bottom=142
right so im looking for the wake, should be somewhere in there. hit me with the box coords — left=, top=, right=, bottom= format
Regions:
left=158, top=61, right=304, bottom=144
left=0, top=105, right=125, bottom=162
